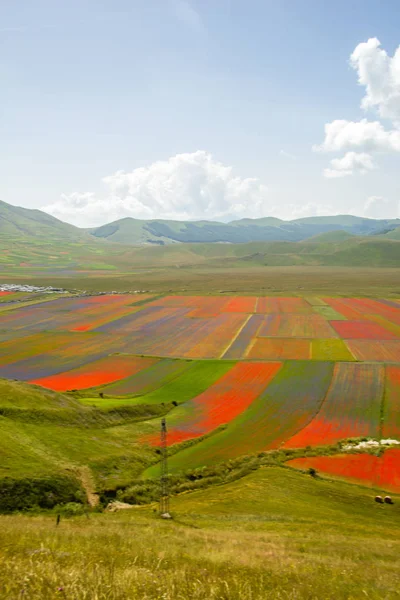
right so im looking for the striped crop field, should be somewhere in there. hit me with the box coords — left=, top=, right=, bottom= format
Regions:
left=224, top=296, right=258, bottom=313
left=0, top=293, right=399, bottom=489
left=94, top=359, right=191, bottom=397
left=0, top=294, right=398, bottom=367
left=266, top=315, right=337, bottom=338
left=29, top=355, right=157, bottom=391
left=383, top=366, right=400, bottom=438
left=156, top=361, right=333, bottom=474
left=287, top=449, right=400, bottom=494
left=311, top=339, right=355, bottom=361
left=144, top=362, right=281, bottom=446
left=346, top=340, right=400, bottom=362
left=0, top=292, right=399, bottom=496
left=222, top=315, right=264, bottom=359
left=283, top=363, right=384, bottom=448
left=330, top=320, right=398, bottom=340
left=131, top=360, right=234, bottom=406
left=246, top=338, right=311, bottom=360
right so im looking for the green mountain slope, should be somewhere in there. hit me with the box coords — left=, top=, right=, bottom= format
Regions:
left=381, top=226, right=400, bottom=240
left=89, top=214, right=400, bottom=245
left=304, top=230, right=357, bottom=242
left=1, top=199, right=400, bottom=271
left=0, top=199, right=86, bottom=241
left=0, top=200, right=133, bottom=272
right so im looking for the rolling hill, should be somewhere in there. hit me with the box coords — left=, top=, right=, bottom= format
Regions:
left=1, top=199, right=400, bottom=273
left=88, top=214, right=400, bottom=245
left=0, top=199, right=87, bottom=242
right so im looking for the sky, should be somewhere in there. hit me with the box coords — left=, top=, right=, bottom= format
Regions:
left=1, top=0, right=400, bottom=227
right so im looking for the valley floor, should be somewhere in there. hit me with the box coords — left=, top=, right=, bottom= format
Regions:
left=3, top=265, right=400, bottom=296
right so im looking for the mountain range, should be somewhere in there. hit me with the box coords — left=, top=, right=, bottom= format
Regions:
left=1, top=198, right=400, bottom=270
left=88, top=214, right=400, bottom=245
left=2, top=198, right=400, bottom=245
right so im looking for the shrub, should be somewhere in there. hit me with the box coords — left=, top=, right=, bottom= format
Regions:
left=0, top=475, right=84, bottom=513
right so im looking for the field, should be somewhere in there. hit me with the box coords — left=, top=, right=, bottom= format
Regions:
left=1, top=294, right=400, bottom=373
left=288, top=448, right=400, bottom=494
left=0, top=290, right=399, bottom=504
left=0, top=288, right=399, bottom=598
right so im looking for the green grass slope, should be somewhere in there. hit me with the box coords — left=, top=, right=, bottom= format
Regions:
left=0, top=199, right=86, bottom=241
left=88, top=212, right=400, bottom=245
left=1, top=197, right=400, bottom=273
left=1, top=467, right=399, bottom=599
left=381, top=226, right=400, bottom=240
left=304, top=230, right=357, bottom=242
left=0, top=379, right=172, bottom=508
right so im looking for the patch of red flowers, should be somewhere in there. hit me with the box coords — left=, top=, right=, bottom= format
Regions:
left=147, top=361, right=282, bottom=446
left=31, top=356, right=157, bottom=391
left=330, top=320, right=397, bottom=340
left=288, top=449, right=400, bottom=494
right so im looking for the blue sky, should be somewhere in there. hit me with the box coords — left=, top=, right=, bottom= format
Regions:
left=1, top=0, right=400, bottom=226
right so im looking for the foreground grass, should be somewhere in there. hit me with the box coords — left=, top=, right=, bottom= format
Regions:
left=1, top=467, right=400, bottom=599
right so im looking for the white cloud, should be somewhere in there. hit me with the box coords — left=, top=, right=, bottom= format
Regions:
left=314, top=119, right=400, bottom=153
left=43, top=151, right=273, bottom=227
left=323, top=151, right=375, bottom=178
left=364, top=196, right=400, bottom=219
left=315, top=38, right=400, bottom=176
left=172, top=0, right=204, bottom=33
left=350, top=37, right=400, bottom=123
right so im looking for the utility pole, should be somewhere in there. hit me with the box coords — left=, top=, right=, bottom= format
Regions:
left=159, top=418, right=171, bottom=517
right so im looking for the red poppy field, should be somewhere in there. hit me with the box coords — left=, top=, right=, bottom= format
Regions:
left=0, top=292, right=399, bottom=495
left=287, top=449, right=400, bottom=494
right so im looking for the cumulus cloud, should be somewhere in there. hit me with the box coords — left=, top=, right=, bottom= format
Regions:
left=314, top=119, right=400, bottom=153
left=364, top=196, right=400, bottom=219
left=350, top=37, right=400, bottom=124
left=43, top=151, right=273, bottom=227
left=315, top=38, right=400, bottom=176
left=323, top=151, right=375, bottom=178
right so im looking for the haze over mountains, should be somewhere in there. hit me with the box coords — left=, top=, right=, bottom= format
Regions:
left=1, top=198, right=400, bottom=270
left=2, top=199, right=400, bottom=246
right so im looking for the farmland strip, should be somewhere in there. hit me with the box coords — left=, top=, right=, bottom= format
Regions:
left=287, top=449, right=400, bottom=494
left=382, top=366, right=400, bottom=438
left=165, top=361, right=332, bottom=472
left=30, top=355, right=158, bottom=391
left=222, top=315, right=264, bottom=359
left=284, top=363, right=384, bottom=448
left=145, top=361, right=282, bottom=446
left=132, top=360, right=234, bottom=406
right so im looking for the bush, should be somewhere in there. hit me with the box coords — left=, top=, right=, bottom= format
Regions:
left=0, top=475, right=84, bottom=513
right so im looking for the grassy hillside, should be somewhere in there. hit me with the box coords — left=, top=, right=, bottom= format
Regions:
left=304, top=230, right=357, bottom=242
left=1, top=467, right=399, bottom=599
left=89, top=213, right=400, bottom=245
left=0, top=199, right=87, bottom=241
left=0, top=378, right=172, bottom=509
left=1, top=199, right=400, bottom=277
left=382, top=226, right=400, bottom=240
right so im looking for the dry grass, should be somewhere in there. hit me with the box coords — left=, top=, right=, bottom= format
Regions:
left=2, top=466, right=400, bottom=599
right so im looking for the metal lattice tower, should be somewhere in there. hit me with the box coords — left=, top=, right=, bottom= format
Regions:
left=160, top=418, right=170, bottom=514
